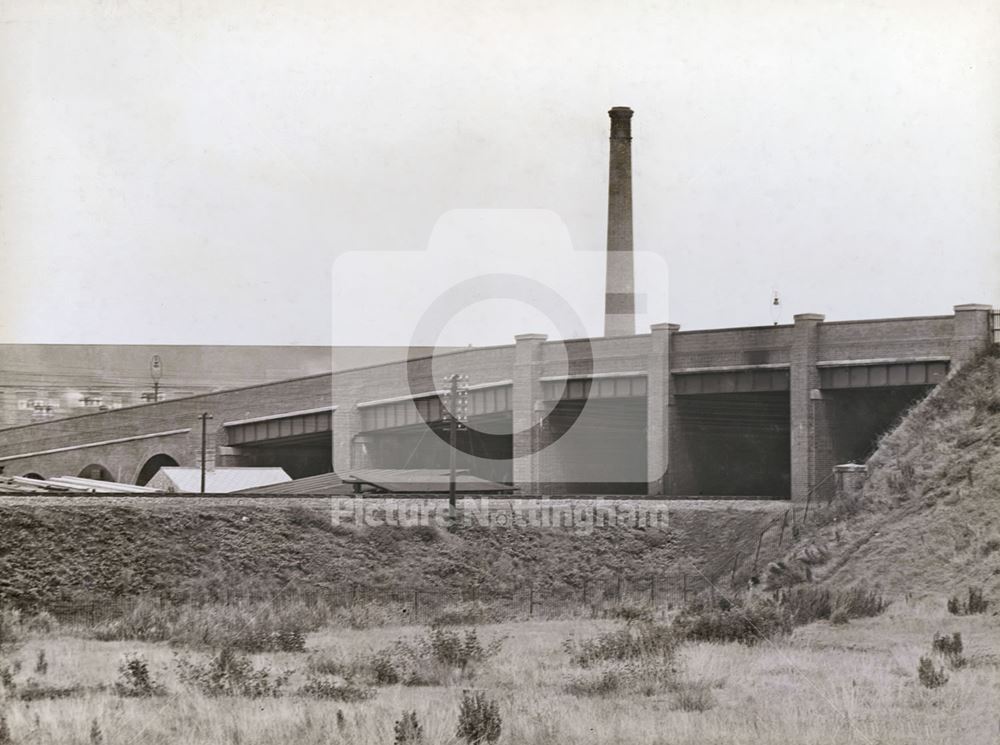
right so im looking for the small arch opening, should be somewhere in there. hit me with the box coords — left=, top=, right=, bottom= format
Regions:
left=136, top=454, right=178, bottom=486
left=78, top=464, right=115, bottom=482
left=22, top=472, right=45, bottom=480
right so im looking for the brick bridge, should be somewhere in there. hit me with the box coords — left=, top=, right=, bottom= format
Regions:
left=0, top=304, right=992, bottom=500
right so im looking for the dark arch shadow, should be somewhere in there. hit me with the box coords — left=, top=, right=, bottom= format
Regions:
left=22, top=472, right=45, bottom=480
left=135, top=454, right=179, bottom=486
left=78, top=464, right=115, bottom=482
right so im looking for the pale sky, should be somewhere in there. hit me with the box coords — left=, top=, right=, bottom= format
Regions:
left=1, top=0, right=998, bottom=346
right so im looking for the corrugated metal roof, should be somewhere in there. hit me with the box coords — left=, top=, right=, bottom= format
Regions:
left=152, top=467, right=291, bottom=493
left=235, top=471, right=349, bottom=495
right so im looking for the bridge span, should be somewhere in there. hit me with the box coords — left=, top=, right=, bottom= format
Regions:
left=0, top=304, right=992, bottom=500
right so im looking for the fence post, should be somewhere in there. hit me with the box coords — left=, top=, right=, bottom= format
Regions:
left=682, top=574, right=687, bottom=607
left=350, top=583, right=357, bottom=607
left=582, top=579, right=588, bottom=606
left=412, top=590, right=419, bottom=621
left=528, top=586, right=535, bottom=617
left=650, top=577, right=656, bottom=608
left=730, top=553, right=739, bottom=590
left=777, top=510, right=788, bottom=548
left=617, top=574, right=623, bottom=606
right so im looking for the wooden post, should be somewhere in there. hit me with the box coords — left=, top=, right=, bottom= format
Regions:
left=412, top=590, right=419, bottom=621
left=582, top=579, right=588, bottom=606
left=617, top=574, right=623, bottom=606
left=777, top=510, right=788, bottom=548
left=350, top=583, right=357, bottom=607
left=682, top=574, right=688, bottom=606
left=730, top=553, right=739, bottom=589
left=650, top=577, right=656, bottom=608
left=528, top=586, right=535, bottom=617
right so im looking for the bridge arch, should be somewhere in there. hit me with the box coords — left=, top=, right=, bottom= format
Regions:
left=22, top=472, right=44, bottom=480
left=135, top=453, right=179, bottom=486
left=78, top=464, right=115, bottom=482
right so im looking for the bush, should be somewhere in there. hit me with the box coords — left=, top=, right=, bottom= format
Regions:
left=297, top=673, right=375, bottom=702
left=394, top=711, right=424, bottom=745
left=90, top=599, right=311, bottom=652
left=917, top=656, right=948, bottom=689
left=781, top=584, right=887, bottom=627
left=456, top=690, right=501, bottom=744
left=330, top=603, right=408, bottom=630
left=564, top=620, right=677, bottom=668
left=115, top=654, right=165, bottom=697
left=0, top=713, right=10, bottom=745
left=34, top=650, right=47, bottom=676
left=364, top=627, right=505, bottom=687
left=674, top=596, right=791, bottom=645
left=932, top=632, right=966, bottom=669
left=947, top=586, right=989, bottom=616
left=0, top=610, right=23, bottom=654
left=175, top=648, right=290, bottom=698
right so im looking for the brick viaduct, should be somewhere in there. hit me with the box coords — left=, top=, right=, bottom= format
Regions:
left=0, top=304, right=992, bottom=500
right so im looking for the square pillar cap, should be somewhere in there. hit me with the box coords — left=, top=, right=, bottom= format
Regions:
left=954, top=303, right=992, bottom=312
left=793, top=313, right=825, bottom=322
left=515, top=333, right=548, bottom=342
left=650, top=322, right=681, bottom=332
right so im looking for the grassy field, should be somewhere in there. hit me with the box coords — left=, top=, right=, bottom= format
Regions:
left=1, top=594, right=997, bottom=745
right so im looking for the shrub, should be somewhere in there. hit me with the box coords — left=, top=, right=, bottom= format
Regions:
left=565, top=668, right=625, bottom=697
left=674, top=596, right=791, bottom=645
left=90, top=599, right=311, bottom=652
left=330, top=603, right=408, bottom=630
left=297, top=673, right=375, bottom=702
left=0, top=610, right=23, bottom=654
left=917, top=656, right=948, bottom=689
left=781, top=583, right=887, bottom=627
left=565, top=620, right=677, bottom=668
left=830, top=609, right=849, bottom=626
left=947, top=586, right=989, bottom=616
left=456, top=690, right=502, bottom=744
left=394, top=711, right=424, bottom=745
left=931, top=633, right=966, bottom=669
left=0, top=712, right=9, bottom=745
left=34, top=650, right=47, bottom=676
left=364, top=627, right=505, bottom=687
left=115, top=654, right=165, bottom=697
left=27, top=612, right=56, bottom=635
left=175, top=648, right=290, bottom=698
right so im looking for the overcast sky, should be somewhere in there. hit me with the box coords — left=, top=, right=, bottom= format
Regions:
left=1, top=0, right=998, bottom=346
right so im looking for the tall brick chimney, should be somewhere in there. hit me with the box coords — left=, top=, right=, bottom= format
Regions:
left=604, top=106, right=635, bottom=337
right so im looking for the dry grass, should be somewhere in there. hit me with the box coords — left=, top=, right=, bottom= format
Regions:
left=1, top=599, right=997, bottom=744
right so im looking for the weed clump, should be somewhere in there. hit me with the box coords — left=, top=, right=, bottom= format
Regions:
left=364, top=627, right=505, bottom=687
left=297, top=673, right=374, bottom=702
left=393, top=711, right=424, bottom=745
left=674, top=595, right=791, bottom=645
left=564, top=619, right=677, bottom=668
left=115, top=654, right=166, bottom=697
left=456, top=689, right=501, bottom=744
left=931, top=632, right=966, bottom=669
left=917, top=656, right=948, bottom=689
left=947, top=586, right=989, bottom=616
left=175, top=648, right=290, bottom=698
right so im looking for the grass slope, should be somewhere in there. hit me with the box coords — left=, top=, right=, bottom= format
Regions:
left=783, top=346, right=1000, bottom=598
left=0, top=498, right=787, bottom=607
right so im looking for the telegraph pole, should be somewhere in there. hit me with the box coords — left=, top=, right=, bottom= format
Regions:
left=442, top=374, right=469, bottom=520
left=150, top=355, right=163, bottom=403
left=199, top=412, right=213, bottom=493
